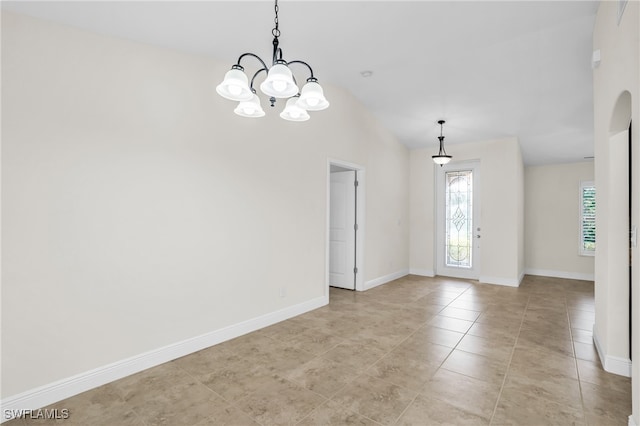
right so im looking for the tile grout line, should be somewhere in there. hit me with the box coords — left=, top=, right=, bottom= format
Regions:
left=566, top=292, right=589, bottom=424
left=278, top=289, right=440, bottom=425
left=285, top=288, right=424, bottom=425
left=108, top=382, right=153, bottom=426
left=391, top=391, right=421, bottom=425
left=487, top=293, right=531, bottom=425
left=172, top=356, right=269, bottom=426
left=334, top=281, right=469, bottom=425
left=426, top=285, right=522, bottom=423
left=359, top=287, right=460, bottom=425
left=330, top=285, right=439, bottom=424
left=390, top=282, right=483, bottom=425
left=173, top=331, right=345, bottom=426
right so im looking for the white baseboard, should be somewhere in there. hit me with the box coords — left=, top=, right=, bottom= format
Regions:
left=479, top=275, right=521, bottom=287
left=593, top=325, right=632, bottom=377
left=630, top=414, right=638, bottom=426
left=408, top=268, right=435, bottom=277
left=593, top=324, right=606, bottom=370
left=603, top=354, right=632, bottom=377
left=524, top=268, right=594, bottom=281
left=364, top=269, right=409, bottom=291
left=0, top=295, right=328, bottom=423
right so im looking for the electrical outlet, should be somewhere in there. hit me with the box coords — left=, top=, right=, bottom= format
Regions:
left=279, top=287, right=287, bottom=298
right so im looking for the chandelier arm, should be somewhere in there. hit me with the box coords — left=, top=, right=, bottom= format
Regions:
left=287, top=60, right=315, bottom=80
left=249, top=68, right=269, bottom=91
left=236, top=53, right=269, bottom=71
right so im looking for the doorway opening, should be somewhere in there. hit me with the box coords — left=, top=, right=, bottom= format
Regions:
left=605, top=90, right=632, bottom=368
left=326, top=160, right=365, bottom=292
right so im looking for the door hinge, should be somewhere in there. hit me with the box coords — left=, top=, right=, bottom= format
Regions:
left=354, top=223, right=358, bottom=231
left=354, top=267, right=358, bottom=274
left=354, top=180, right=359, bottom=187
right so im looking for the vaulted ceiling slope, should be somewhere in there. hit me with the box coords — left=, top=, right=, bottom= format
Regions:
left=2, top=1, right=599, bottom=165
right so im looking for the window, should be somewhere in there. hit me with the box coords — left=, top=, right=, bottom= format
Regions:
left=580, top=181, right=596, bottom=256
left=445, top=170, right=473, bottom=268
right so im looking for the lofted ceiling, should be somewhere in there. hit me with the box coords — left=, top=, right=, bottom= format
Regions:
left=2, top=1, right=600, bottom=165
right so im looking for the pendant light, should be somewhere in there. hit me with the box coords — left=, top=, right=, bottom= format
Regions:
left=216, top=0, right=329, bottom=121
left=432, top=120, right=452, bottom=166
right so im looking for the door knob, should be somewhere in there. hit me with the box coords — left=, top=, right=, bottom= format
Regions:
left=476, top=235, right=481, bottom=239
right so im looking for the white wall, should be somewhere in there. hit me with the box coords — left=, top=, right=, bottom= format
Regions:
left=592, top=0, right=639, bottom=422
left=409, top=137, right=525, bottom=286
left=524, top=162, right=595, bottom=280
left=1, top=11, right=410, bottom=401
left=409, top=151, right=435, bottom=276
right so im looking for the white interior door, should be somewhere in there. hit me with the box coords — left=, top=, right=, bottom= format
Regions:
left=329, top=170, right=356, bottom=289
left=436, top=161, right=481, bottom=279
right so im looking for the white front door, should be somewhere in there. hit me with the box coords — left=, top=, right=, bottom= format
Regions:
left=329, top=170, right=356, bottom=289
left=436, top=161, right=481, bottom=279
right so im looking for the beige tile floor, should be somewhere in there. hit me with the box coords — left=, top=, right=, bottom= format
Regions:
left=8, top=275, right=631, bottom=425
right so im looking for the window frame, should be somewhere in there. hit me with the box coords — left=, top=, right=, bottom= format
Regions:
left=579, top=180, right=596, bottom=256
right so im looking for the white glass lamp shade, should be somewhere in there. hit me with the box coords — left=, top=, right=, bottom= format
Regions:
left=432, top=155, right=452, bottom=165
left=296, top=81, right=329, bottom=111
left=280, top=97, right=310, bottom=122
left=216, top=68, right=253, bottom=101
left=260, top=63, right=299, bottom=98
left=234, top=94, right=265, bottom=118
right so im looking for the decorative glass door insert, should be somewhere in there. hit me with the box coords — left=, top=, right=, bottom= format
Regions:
left=445, top=170, right=473, bottom=268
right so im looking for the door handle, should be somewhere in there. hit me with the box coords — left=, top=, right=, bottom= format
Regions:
left=476, top=235, right=481, bottom=239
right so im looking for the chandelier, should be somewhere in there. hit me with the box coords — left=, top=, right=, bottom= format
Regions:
left=432, top=120, right=452, bottom=166
left=216, top=0, right=329, bottom=121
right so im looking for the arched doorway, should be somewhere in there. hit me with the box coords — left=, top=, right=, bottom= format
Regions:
left=599, top=90, right=633, bottom=374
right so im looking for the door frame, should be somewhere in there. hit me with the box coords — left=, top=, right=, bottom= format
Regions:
left=326, top=159, right=365, bottom=292
left=435, top=159, right=481, bottom=280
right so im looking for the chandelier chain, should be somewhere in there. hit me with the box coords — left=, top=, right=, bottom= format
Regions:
left=272, top=0, right=280, bottom=38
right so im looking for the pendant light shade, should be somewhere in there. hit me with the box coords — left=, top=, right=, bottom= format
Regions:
left=260, top=61, right=299, bottom=98
left=432, top=153, right=452, bottom=165
left=234, top=94, right=266, bottom=118
left=432, top=120, right=452, bottom=166
left=296, top=79, right=329, bottom=111
left=216, top=67, right=253, bottom=101
left=280, top=97, right=310, bottom=121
